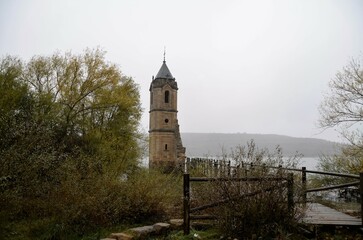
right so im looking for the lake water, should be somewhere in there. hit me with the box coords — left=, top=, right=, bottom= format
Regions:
left=298, top=157, right=320, bottom=171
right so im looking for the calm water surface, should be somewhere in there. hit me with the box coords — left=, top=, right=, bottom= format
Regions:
left=299, top=157, right=320, bottom=171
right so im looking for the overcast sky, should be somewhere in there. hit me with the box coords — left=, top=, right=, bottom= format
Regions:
left=1, top=0, right=363, bottom=142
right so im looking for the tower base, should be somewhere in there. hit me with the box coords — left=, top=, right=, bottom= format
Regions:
left=149, top=160, right=184, bottom=173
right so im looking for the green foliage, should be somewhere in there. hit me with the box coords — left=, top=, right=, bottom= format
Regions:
left=121, top=169, right=183, bottom=221
left=22, top=48, right=142, bottom=170
left=1, top=166, right=182, bottom=239
left=321, top=144, right=363, bottom=175
left=311, top=145, right=363, bottom=188
left=0, top=49, right=179, bottom=239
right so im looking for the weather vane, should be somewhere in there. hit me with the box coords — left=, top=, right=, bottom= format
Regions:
left=163, top=46, right=166, bottom=62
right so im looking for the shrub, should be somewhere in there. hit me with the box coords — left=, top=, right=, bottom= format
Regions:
left=187, top=141, right=303, bottom=239
left=1, top=167, right=182, bottom=239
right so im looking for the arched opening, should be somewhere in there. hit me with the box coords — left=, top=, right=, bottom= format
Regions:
left=164, top=90, right=169, bottom=103
left=165, top=144, right=168, bottom=150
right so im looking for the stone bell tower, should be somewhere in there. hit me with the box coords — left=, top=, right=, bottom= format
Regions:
left=149, top=55, right=185, bottom=170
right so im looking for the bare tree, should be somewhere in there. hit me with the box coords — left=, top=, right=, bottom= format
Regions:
left=315, top=55, right=363, bottom=178
left=319, top=55, right=363, bottom=146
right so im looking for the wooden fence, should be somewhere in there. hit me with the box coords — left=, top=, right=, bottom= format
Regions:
left=183, top=173, right=294, bottom=235
left=183, top=157, right=363, bottom=235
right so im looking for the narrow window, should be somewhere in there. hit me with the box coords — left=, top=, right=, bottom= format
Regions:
left=164, top=90, right=169, bottom=103
left=150, top=92, right=153, bottom=105
left=165, top=144, right=168, bottom=150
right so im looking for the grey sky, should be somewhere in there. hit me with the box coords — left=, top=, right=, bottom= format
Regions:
left=1, top=0, right=362, bottom=142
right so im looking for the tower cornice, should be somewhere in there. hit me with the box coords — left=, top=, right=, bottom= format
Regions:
left=149, top=129, right=176, bottom=133
left=149, top=109, right=178, bottom=113
left=149, top=78, right=178, bottom=91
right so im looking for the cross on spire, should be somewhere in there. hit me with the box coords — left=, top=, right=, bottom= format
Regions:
left=155, top=48, right=174, bottom=80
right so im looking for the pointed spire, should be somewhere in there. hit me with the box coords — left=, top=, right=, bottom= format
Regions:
left=155, top=61, right=174, bottom=79
left=155, top=48, right=174, bottom=79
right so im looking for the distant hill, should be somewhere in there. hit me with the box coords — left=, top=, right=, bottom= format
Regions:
left=181, top=133, right=342, bottom=158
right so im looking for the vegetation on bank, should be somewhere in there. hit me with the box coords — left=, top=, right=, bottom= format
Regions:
left=0, top=50, right=182, bottom=239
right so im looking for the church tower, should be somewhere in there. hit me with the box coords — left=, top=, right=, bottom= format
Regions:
left=149, top=56, right=185, bottom=170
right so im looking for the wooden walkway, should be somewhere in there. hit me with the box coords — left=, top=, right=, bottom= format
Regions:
left=301, top=203, right=361, bottom=226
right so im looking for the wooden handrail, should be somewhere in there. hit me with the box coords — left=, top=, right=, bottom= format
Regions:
left=190, top=176, right=288, bottom=182
left=306, top=181, right=360, bottom=193
left=190, top=183, right=287, bottom=213
left=232, top=163, right=360, bottom=179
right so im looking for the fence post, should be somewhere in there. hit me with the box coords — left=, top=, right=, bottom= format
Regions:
left=228, top=160, right=231, bottom=177
left=249, top=163, right=253, bottom=176
left=214, top=160, right=217, bottom=177
left=302, top=167, right=306, bottom=204
left=360, top=172, right=363, bottom=227
left=244, top=161, right=248, bottom=176
left=185, top=158, right=190, bottom=174
left=236, top=164, right=240, bottom=178
left=287, top=173, right=294, bottom=215
left=262, top=163, right=266, bottom=173
left=183, top=173, right=190, bottom=235
left=278, top=165, right=282, bottom=175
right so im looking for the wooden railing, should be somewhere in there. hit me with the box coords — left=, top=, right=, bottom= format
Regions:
left=183, top=157, right=363, bottom=234
left=183, top=174, right=294, bottom=235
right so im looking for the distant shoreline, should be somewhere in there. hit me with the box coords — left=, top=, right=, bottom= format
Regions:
left=181, top=132, right=341, bottom=158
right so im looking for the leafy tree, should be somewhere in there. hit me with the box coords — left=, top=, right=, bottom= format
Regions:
left=0, top=49, right=153, bottom=238
left=1, top=48, right=143, bottom=183
left=0, top=56, right=29, bottom=149
left=29, top=49, right=141, bottom=167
